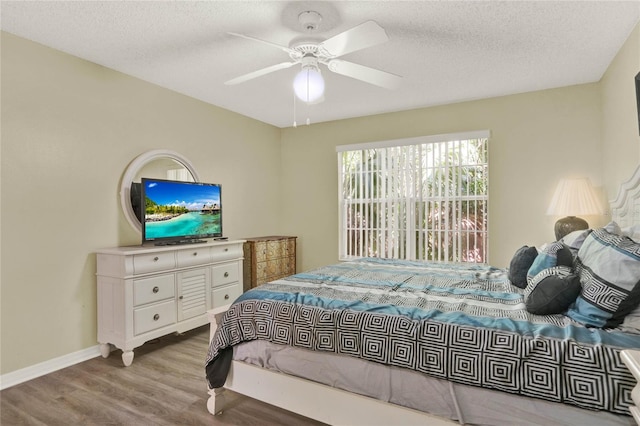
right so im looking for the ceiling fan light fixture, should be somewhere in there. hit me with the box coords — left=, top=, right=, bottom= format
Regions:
left=293, top=66, right=325, bottom=103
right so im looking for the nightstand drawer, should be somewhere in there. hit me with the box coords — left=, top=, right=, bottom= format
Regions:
left=134, top=300, right=176, bottom=335
left=134, top=274, right=175, bottom=306
left=177, top=247, right=211, bottom=268
left=212, top=263, right=239, bottom=287
left=212, top=282, right=242, bottom=309
left=133, top=252, right=175, bottom=274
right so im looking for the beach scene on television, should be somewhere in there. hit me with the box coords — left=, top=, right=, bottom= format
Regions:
left=143, top=180, right=221, bottom=240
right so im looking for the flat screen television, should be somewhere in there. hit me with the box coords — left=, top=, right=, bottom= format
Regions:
left=141, top=177, right=222, bottom=245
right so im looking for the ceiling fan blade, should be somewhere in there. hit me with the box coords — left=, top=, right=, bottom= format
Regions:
left=225, top=62, right=297, bottom=85
left=319, top=21, right=389, bottom=58
left=228, top=32, right=294, bottom=55
left=327, top=59, right=402, bottom=90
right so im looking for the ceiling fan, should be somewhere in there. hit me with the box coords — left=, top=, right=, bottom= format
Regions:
left=225, top=11, right=402, bottom=103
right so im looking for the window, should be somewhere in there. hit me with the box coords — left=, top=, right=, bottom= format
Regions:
left=337, top=131, right=489, bottom=263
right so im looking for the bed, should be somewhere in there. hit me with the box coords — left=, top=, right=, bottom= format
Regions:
left=205, top=166, right=640, bottom=426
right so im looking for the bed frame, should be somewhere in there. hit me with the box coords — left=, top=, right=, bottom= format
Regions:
left=207, top=165, right=640, bottom=426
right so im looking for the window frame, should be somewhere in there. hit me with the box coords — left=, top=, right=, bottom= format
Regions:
left=336, top=130, right=490, bottom=263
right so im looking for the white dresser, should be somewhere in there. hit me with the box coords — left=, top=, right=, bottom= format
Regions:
left=96, top=240, right=244, bottom=366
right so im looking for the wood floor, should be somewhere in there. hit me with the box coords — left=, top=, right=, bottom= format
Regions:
left=0, top=326, right=326, bottom=425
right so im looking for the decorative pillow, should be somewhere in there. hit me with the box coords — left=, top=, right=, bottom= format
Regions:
left=508, top=246, right=538, bottom=288
left=524, top=266, right=581, bottom=315
left=566, top=227, right=640, bottom=328
left=527, top=242, right=573, bottom=282
left=556, top=247, right=573, bottom=268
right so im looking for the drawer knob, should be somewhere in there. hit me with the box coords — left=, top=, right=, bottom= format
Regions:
left=153, top=314, right=160, bottom=321
left=153, top=256, right=159, bottom=262
left=224, top=272, right=229, bottom=278
left=193, top=252, right=198, bottom=256
left=224, top=294, right=230, bottom=300
left=179, top=295, right=183, bottom=300
left=224, top=248, right=229, bottom=252
left=152, top=286, right=159, bottom=293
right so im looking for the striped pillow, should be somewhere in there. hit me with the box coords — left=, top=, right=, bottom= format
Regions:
left=566, top=227, right=640, bottom=328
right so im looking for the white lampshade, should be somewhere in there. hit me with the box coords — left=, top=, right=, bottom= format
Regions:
left=547, top=178, right=602, bottom=240
left=546, top=178, right=602, bottom=216
left=293, top=67, right=325, bottom=103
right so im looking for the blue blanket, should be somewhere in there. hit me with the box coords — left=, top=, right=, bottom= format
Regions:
left=206, top=258, right=640, bottom=415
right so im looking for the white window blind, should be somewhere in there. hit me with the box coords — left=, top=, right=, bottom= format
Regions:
left=337, top=131, right=489, bottom=263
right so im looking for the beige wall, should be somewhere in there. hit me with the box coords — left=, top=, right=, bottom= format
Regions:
left=0, top=32, right=282, bottom=374
left=281, top=85, right=604, bottom=271
left=601, top=22, right=640, bottom=200
left=1, top=21, right=639, bottom=377
left=280, top=21, right=640, bottom=274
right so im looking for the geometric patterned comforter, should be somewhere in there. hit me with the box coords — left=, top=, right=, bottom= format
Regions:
left=206, top=258, right=640, bottom=415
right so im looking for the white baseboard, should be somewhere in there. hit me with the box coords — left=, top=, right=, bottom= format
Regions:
left=0, top=344, right=103, bottom=390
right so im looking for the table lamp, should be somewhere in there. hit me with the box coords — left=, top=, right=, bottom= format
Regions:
left=547, top=178, right=602, bottom=240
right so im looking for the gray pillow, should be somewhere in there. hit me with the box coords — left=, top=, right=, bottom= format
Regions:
left=508, top=246, right=538, bottom=289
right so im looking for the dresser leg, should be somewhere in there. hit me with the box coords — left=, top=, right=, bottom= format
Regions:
left=122, top=350, right=134, bottom=366
left=99, top=343, right=111, bottom=358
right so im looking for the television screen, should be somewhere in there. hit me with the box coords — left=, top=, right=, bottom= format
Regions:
left=141, top=178, right=222, bottom=245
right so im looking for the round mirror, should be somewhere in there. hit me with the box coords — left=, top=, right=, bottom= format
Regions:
left=120, top=149, right=200, bottom=232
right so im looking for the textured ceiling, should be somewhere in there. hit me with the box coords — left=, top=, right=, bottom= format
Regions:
left=1, top=1, right=639, bottom=128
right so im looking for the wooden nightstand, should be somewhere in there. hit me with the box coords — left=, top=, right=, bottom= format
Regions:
left=243, top=236, right=296, bottom=290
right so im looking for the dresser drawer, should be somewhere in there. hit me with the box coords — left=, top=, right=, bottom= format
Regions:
left=134, top=300, right=176, bottom=335
left=254, top=241, right=268, bottom=262
left=211, top=263, right=239, bottom=287
left=255, top=261, right=268, bottom=285
left=284, top=256, right=296, bottom=275
left=211, top=244, right=243, bottom=261
left=134, top=274, right=175, bottom=306
left=177, top=247, right=211, bottom=268
left=212, top=282, right=242, bottom=309
left=133, top=252, right=175, bottom=275
left=267, top=239, right=286, bottom=258
left=286, top=238, right=296, bottom=255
